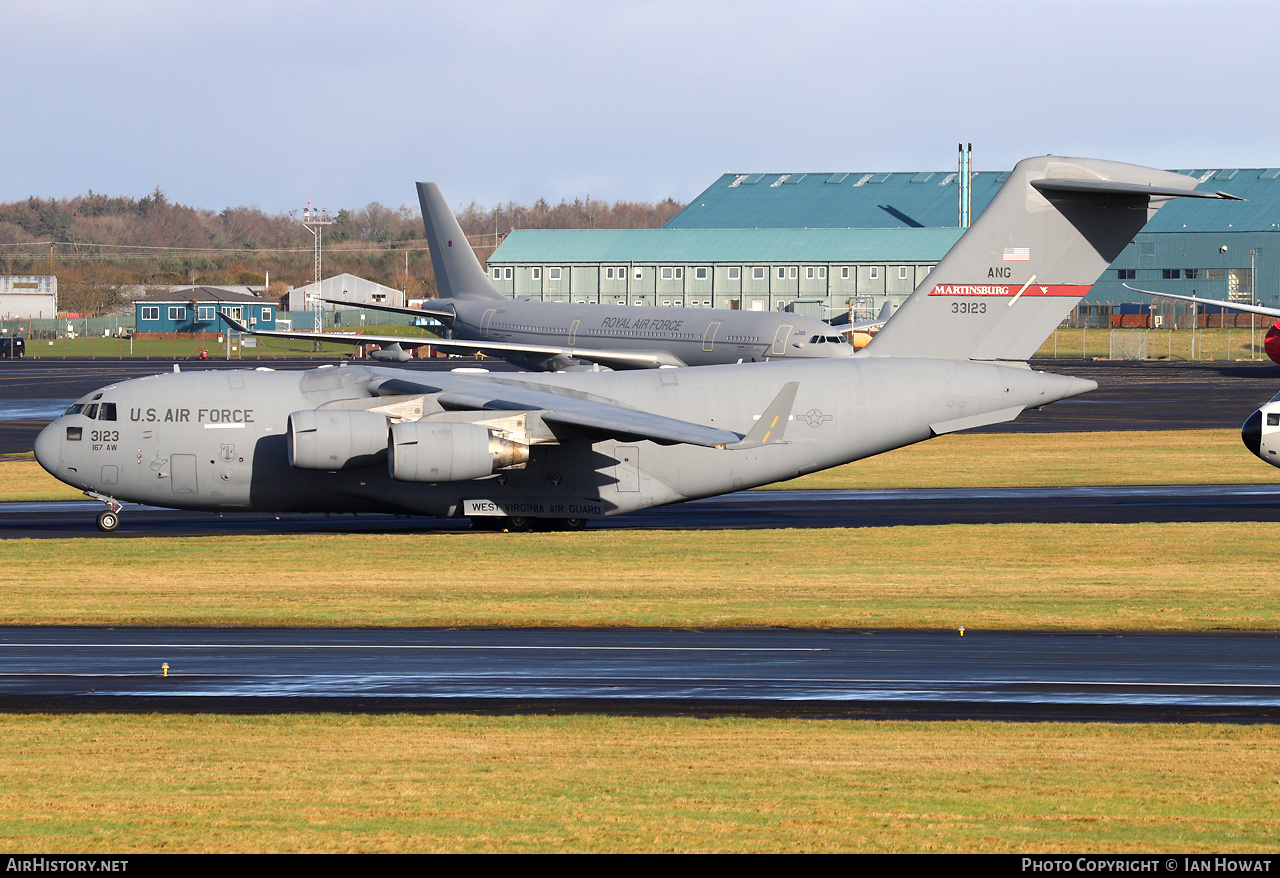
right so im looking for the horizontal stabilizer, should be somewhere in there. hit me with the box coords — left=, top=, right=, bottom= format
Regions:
left=1031, top=178, right=1245, bottom=201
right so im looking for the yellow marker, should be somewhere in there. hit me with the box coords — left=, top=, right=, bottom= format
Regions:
left=958, top=626, right=965, bottom=637
left=162, top=663, right=169, bottom=677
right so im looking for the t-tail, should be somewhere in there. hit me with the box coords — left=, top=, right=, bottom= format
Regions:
left=862, top=156, right=1241, bottom=362
left=416, top=182, right=506, bottom=302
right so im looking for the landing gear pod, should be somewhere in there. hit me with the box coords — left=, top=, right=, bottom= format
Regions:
left=389, top=421, right=529, bottom=483
left=288, top=409, right=389, bottom=470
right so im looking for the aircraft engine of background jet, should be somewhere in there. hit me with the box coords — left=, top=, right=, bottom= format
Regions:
left=1241, top=394, right=1280, bottom=468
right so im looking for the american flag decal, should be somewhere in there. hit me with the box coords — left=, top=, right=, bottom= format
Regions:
left=448, top=240, right=453, bottom=248
left=1003, top=247, right=1030, bottom=261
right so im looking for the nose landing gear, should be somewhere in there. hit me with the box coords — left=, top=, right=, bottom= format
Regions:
left=86, top=491, right=124, bottom=533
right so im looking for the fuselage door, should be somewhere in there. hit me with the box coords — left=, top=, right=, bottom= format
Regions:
left=569, top=319, right=581, bottom=345
left=771, top=324, right=794, bottom=356
left=702, top=321, right=721, bottom=352
left=480, top=309, right=497, bottom=337
left=614, top=446, right=639, bottom=492
left=170, top=454, right=198, bottom=495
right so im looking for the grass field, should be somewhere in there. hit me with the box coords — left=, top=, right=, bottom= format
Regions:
left=1034, top=326, right=1270, bottom=362
left=2, top=428, right=1273, bottom=503
left=3, top=714, right=1276, bottom=853
left=1, top=522, right=1275, bottom=630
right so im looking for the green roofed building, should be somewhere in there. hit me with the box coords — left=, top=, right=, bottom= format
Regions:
left=486, top=227, right=960, bottom=319
left=487, top=165, right=1280, bottom=322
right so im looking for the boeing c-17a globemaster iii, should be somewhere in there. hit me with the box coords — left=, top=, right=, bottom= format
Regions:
left=223, top=181, right=857, bottom=369
left=36, top=156, right=1237, bottom=532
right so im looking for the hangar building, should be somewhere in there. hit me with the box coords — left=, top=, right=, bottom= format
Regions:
left=0, top=275, right=57, bottom=319
left=485, top=166, right=1280, bottom=322
left=286, top=273, right=404, bottom=313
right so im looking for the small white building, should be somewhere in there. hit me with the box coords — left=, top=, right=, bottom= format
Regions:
left=287, top=273, right=403, bottom=312
left=0, top=276, right=57, bottom=319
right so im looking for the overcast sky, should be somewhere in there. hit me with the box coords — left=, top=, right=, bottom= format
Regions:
left=6, top=0, right=1278, bottom=216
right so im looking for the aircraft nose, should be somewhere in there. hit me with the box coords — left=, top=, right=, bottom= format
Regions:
left=33, top=421, right=60, bottom=475
left=1242, top=409, right=1263, bottom=458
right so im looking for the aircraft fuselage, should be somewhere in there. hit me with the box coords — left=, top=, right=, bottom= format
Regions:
left=436, top=297, right=855, bottom=367
left=35, top=360, right=1092, bottom=523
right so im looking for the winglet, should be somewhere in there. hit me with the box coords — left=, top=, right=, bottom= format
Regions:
left=728, top=382, right=799, bottom=449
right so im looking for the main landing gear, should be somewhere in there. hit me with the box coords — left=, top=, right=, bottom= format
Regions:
left=471, top=516, right=589, bottom=533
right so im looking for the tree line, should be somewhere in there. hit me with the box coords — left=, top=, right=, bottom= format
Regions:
left=0, top=189, right=686, bottom=314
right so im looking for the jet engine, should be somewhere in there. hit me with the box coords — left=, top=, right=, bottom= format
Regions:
left=288, top=409, right=389, bottom=470
left=389, top=421, right=529, bottom=482
left=1242, top=395, right=1280, bottom=469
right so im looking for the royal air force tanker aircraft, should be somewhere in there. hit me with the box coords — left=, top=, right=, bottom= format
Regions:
left=36, top=157, right=1237, bottom=532
left=222, top=181, right=856, bottom=370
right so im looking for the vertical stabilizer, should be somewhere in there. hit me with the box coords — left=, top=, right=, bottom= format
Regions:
left=862, top=156, right=1238, bottom=361
left=416, top=182, right=506, bottom=301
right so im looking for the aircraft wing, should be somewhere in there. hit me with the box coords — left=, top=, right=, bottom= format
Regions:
left=220, top=313, right=687, bottom=369
left=1123, top=284, right=1280, bottom=318
left=323, top=298, right=457, bottom=324
left=218, top=313, right=440, bottom=350
left=368, top=373, right=753, bottom=448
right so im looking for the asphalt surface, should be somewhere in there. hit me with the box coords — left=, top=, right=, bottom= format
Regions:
left=6, top=484, right=1280, bottom=537
left=2, top=627, right=1275, bottom=722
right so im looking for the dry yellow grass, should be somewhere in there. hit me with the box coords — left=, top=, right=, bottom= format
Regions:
left=782, top=429, right=1273, bottom=489
left=2, top=714, right=1276, bottom=853
left=1, top=522, right=1276, bottom=630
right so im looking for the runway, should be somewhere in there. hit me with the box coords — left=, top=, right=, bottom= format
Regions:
left=0, top=626, right=1275, bottom=721
left=4, top=483, right=1280, bottom=536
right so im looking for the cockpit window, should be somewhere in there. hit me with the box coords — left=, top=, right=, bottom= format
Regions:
left=91, top=393, right=102, bottom=401
left=1268, top=413, right=1279, bottom=427
left=84, top=404, right=99, bottom=420
left=98, top=403, right=117, bottom=421
left=64, top=403, right=85, bottom=416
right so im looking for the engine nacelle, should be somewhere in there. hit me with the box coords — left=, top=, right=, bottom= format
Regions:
left=1242, top=397, right=1280, bottom=469
left=288, top=409, right=389, bottom=470
left=389, top=421, right=529, bottom=482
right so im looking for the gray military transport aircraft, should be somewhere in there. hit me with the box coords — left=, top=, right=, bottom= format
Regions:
left=35, top=156, right=1237, bottom=532
left=226, top=181, right=855, bottom=369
